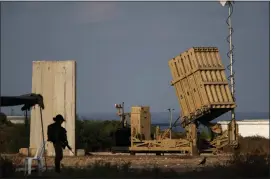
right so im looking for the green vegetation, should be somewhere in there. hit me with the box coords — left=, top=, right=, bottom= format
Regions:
left=1, top=116, right=122, bottom=153
left=75, top=119, right=121, bottom=152
left=0, top=115, right=30, bottom=153
left=1, top=116, right=270, bottom=155
left=0, top=116, right=187, bottom=153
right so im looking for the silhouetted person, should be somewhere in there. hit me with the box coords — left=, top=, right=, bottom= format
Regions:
left=47, top=114, right=69, bottom=173
left=198, top=156, right=207, bottom=165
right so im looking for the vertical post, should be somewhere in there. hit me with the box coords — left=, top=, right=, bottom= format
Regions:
left=40, top=107, right=47, bottom=171
left=228, top=2, right=235, bottom=121
left=0, top=2, right=1, bottom=113
left=122, top=102, right=124, bottom=115
left=167, top=109, right=171, bottom=139
left=167, top=108, right=174, bottom=139
left=227, top=1, right=238, bottom=147
left=24, top=110, right=28, bottom=127
left=190, top=122, right=199, bottom=156
left=121, top=102, right=125, bottom=128
left=170, top=108, right=174, bottom=139
left=170, top=109, right=172, bottom=139
left=24, top=110, right=30, bottom=157
left=155, top=126, right=160, bottom=140
left=122, top=102, right=127, bottom=127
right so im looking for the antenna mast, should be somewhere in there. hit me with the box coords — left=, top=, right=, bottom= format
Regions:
left=227, top=1, right=235, bottom=121
left=220, top=0, right=236, bottom=121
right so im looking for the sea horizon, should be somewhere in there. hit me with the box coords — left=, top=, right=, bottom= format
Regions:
left=78, top=111, right=270, bottom=123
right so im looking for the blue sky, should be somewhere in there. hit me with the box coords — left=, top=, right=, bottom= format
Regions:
left=1, top=1, right=269, bottom=115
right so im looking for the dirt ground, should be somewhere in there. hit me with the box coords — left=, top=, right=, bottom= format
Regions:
left=4, top=153, right=269, bottom=178
left=8, top=153, right=231, bottom=171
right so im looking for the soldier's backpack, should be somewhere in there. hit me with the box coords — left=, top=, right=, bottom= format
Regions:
left=47, top=124, right=56, bottom=143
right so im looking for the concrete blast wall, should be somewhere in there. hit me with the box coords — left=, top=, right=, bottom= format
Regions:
left=30, top=61, right=76, bottom=156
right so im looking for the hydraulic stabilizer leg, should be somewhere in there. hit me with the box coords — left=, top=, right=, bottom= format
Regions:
left=228, top=119, right=239, bottom=148
left=190, top=122, right=199, bottom=156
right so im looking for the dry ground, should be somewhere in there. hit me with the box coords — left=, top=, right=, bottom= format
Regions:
left=9, top=153, right=230, bottom=169
left=1, top=152, right=269, bottom=178
left=1, top=136, right=270, bottom=178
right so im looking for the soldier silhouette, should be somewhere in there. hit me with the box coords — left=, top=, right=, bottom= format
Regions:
left=47, top=114, right=69, bottom=173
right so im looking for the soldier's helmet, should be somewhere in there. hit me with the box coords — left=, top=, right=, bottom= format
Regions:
left=53, top=114, right=65, bottom=122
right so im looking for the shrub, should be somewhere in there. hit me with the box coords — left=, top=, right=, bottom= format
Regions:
left=223, top=135, right=270, bottom=155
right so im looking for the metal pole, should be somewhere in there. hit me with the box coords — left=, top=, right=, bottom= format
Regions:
left=168, top=108, right=174, bottom=139
left=0, top=2, right=1, bottom=113
left=40, top=107, right=47, bottom=171
left=168, top=109, right=171, bottom=139
left=24, top=110, right=28, bottom=127
left=170, top=109, right=174, bottom=139
left=228, top=2, right=235, bottom=121
left=122, top=102, right=125, bottom=127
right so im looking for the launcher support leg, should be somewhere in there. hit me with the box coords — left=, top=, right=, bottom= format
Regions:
left=190, top=122, right=199, bottom=156
left=228, top=119, right=239, bottom=148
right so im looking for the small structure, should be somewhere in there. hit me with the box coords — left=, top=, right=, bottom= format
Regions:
left=7, top=116, right=26, bottom=124
left=218, top=119, right=269, bottom=139
left=30, top=61, right=76, bottom=157
left=130, top=106, right=151, bottom=140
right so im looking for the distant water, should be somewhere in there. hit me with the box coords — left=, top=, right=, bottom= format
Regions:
left=79, top=111, right=269, bottom=132
left=79, top=111, right=269, bottom=122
